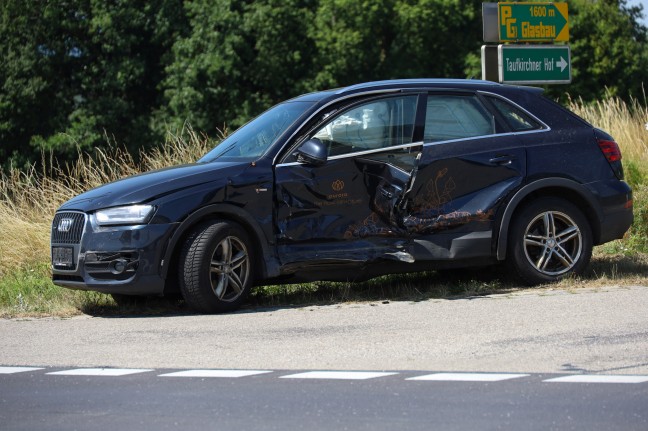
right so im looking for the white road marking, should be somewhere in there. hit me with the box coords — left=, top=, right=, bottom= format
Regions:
left=159, top=370, right=273, bottom=378
left=407, top=373, right=530, bottom=382
left=544, top=375, right=648, bottom=384
left=280, top=371, right=398, bottom=380
left=3, top=365, right=647, bottom=383
left=47, top=368, right=153, bottom=376
left=0, top=367, right=44, bottom=374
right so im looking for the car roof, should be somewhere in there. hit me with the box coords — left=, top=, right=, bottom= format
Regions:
left=289, top=79, right=543, bottom=104
left=339, top=78, right=502, bottom=92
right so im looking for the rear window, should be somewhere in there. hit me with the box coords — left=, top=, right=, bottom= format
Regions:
left=424, top=95, right=496, bottom=142
left=487, top=96, right=541, bottom=132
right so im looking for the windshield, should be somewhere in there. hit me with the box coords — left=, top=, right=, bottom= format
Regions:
left=198, top=101, right=315, bottom=162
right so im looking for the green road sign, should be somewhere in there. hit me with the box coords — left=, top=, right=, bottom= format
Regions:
left=498, top=45, right=571, bottom=84
left=499, top=2, right=569, bottom=42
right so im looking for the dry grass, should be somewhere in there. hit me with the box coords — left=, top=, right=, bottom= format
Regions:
left=568, top=94, right=648, bottom=254
left=0, top=127, right=215, bottom=279
left=141, top=127, right=217, bottom=171
left=567, top=93, right=648, bottom=165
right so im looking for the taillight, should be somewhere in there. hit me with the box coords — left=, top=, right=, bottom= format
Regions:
left=598, top=139, right=622, bottom=162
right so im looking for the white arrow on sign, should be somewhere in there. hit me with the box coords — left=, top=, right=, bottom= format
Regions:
left=556, top=56, right=568, bottom=72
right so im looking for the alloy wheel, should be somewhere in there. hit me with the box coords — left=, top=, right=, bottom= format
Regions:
left=522, top=210, right=583, bottom=276
left=209, top=236, right=250, bottom=302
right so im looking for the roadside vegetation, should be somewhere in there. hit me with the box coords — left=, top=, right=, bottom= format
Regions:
left=2, top=0, right=646, bottom=172
left=0, top=97, right=647, bottom=318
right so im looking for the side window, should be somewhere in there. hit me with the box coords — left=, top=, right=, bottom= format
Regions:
left=312, top=95, right=418, bottom=156
left=424, top=95, right=495, bottom=142
left=487, top=96, right=541, bottom=131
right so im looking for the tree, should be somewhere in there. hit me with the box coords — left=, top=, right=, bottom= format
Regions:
left=1, top=0, right=647, bottom=171
left=306, top=0, right=395, bottom=89
left=307, top=0, right=481, bottom=89
left=157, top=0, right=316, bottom=136
left=41, top=0, right=188, bottom=159
left=548, top=0, right=648, bottom=101
left=0, top=0, right=81, bottom=169
left=389, top=0, right=482, bottom=79
left=0, top=0, right=186, bottom=170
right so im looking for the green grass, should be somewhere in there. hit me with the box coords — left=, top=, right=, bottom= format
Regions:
left=0, top=263, right=114, bottom=318
left=0, top=266, right=84, bottom=317
left=0, top=266, right=183, bottom=318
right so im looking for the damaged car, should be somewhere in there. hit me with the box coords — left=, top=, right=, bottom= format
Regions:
left=51, top=79, right=633, bottom=312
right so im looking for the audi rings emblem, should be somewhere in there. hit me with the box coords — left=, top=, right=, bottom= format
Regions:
left=58, top=218, right=74, bottom=232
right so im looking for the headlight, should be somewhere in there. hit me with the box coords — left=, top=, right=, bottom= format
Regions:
left=95, top=205, right=155, bottom=226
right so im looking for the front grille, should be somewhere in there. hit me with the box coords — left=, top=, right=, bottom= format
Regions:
left=51, top=212, right=86, bottom=244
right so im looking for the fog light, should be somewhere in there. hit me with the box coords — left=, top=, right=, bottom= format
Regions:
left=111, top=259, right=128, bottom=274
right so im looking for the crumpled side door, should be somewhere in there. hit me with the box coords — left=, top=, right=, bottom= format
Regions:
left=274, top=94, right=424, bottom=267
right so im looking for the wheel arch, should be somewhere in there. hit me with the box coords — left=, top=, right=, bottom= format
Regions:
left=159, top=204, right=280, bottom=287
left=496, top=178, right=603, bottom=260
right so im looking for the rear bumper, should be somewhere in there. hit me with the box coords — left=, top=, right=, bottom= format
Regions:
left=594, top=182, right=633, bottom=245
left=597, top=204, right=634, bottom=244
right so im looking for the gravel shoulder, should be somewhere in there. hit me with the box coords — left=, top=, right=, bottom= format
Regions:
left=1, top=285, right=647, bottom=374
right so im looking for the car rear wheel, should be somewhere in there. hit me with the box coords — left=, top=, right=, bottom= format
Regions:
left=179, top=221, right=253, bottom=313
left=507, top=197, right=592, bottom=285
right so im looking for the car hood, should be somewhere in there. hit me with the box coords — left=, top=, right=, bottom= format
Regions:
left=58, top=161, right=248, bottom=212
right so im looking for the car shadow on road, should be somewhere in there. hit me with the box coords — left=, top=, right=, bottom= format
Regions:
left=79, top=253, right=648, bottom=317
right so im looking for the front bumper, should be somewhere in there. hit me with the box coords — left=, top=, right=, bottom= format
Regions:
left=51, top=211, right=177, bottom=296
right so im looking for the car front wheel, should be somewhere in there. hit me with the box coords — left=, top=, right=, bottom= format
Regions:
left=179, top=221, right=253, bottom=313
left=507, top=197, right=592, bottom=285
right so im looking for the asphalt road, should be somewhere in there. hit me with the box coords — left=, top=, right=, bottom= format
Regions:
left=1, top=285, right=647, bottom=373
left=1, top=285, right=647, bottom=430
left=1, top=368, right=647, bottom=431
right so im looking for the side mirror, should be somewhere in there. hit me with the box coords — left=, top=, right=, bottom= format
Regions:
left=295, top=138, right=327, bottom=166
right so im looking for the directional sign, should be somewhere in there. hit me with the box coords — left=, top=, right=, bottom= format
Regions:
left=498, top=45, right=571, bottom=84
left=498, top=2, right=569, bottom=42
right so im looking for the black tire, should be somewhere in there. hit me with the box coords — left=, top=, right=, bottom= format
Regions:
left=507, top=197, right=592, bottom=285
left=179, top=221, right=254, bottom=313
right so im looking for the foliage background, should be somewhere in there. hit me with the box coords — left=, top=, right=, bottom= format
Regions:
left=1, top=0, right=647, bottom=171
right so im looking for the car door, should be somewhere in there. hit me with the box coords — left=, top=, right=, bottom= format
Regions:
left=403, top=91, right=528, bottom=260
left=274, top=94, right=424, bottom=267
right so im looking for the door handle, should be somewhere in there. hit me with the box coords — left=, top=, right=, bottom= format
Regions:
left=489, top=155, right=515, bottom=166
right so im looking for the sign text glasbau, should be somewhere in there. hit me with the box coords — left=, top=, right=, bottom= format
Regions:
left=498, top=2, right=569, bottom=42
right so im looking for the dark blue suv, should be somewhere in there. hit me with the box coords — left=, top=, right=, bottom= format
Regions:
left=51, top=79, right=633, bottom=312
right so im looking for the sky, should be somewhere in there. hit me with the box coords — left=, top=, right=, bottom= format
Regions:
left=627, top=0, right=648, bottom=26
